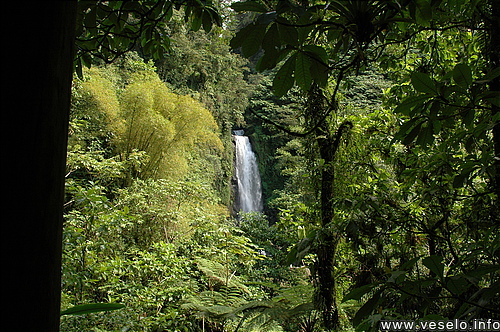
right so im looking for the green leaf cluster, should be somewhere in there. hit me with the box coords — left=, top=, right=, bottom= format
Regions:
left=74, top=0, right=222, bottom=76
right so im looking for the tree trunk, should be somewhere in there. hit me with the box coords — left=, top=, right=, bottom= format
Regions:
left=315, top=143, right=340, bottom=330
left=3, top=2, right=77, bottom=331
left=488, top=0, right=500, bottom=220
left=306, top=87, right=352, bottom=330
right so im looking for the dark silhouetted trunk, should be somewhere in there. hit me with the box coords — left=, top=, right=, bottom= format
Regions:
left=488, top=0, right=500, bottom=220
left=3, top=2, right=77, bottom=331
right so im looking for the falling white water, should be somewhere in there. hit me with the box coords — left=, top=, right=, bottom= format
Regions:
left=233, top=130, right=263, bottom=213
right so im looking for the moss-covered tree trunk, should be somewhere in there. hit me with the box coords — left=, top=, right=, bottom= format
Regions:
left=3, top=3, right=77, bottom=331
left=305, top=87, right=352, bottom=330
left=315, top=138, right=340, bottom=330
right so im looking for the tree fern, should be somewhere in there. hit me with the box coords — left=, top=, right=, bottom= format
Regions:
left=195, top=258, right=249, bottom=292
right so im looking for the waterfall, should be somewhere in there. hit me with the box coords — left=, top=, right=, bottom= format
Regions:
left=233, top=130, right=263, bottom=213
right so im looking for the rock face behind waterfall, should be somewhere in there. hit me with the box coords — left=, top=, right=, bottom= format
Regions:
left=233, top=130, right=263, bottom=214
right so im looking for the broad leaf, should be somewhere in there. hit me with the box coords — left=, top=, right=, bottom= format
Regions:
left=277, top=20, right=299, bottom=46
left=394, top=117, right=424, bottom=145
left=416, top=123, right=434, bottom=147
left=411, top=72, right=437, bottom=94
left=231, top=23, right=267, bottom=57
left=353, top=291, right=381, bottom=326
left=202, top=9, right=217, bottom=33
left=422, top=255, right=444, bottom=279
left=394, top=94, right=432, bottom=115
left=230, top=24, right=251, bottom=49
left=295, top=52, right=312, bottom=91
left=462, top=108, right=475, bottom=128
left=310, top=58, right=328, bottom=87
left=453, top=169, right=472, bottom=188
left=415, top=0, right=432, bottom=27
left=400, top=256, right=420, bottom=270
left=343, top=283, right=377, bottom=302
left=303, top=44, right=328, bottom=63
left=190, top=7, right=203, bottom=31
left=241, top=24, right=267, bottom=57
left=256, top=50, right=277, bottom=71
left=480, top=90, right=500, bottom=107
left=262, top=23, right=280, bottom=54
left=273, top=54, right=296, bottom=97
left=403, top=121, right=422, bottom=145
left=465, top=265, right=500, bottom=280
left=256, top=11, right=277, bottom=25
left=286, top=234, right=313, bottom=265
left=388, top=270, right=407, bottom=284
left=257, top=48, right=292, bottom=72
left=446, top=276, right=470, bottom=295
left=453, top=64, right=473, bottom=88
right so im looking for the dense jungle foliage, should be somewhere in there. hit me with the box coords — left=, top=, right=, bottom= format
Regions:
left=61, top=1, right=499, bottom=331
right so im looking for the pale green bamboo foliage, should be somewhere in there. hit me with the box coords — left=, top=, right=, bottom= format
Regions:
left=119, top=71, right=223, bottom=180
left=69, top=67, right=125, bottom=151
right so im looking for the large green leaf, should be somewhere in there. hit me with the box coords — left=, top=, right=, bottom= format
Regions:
left=303, top=45, right=328, bottom=63
left=259, top=22, right=281, bottom=71
left=60, top=303, right=125, bottom=316
left=422, top=255, right=444, bottom=279
left=295, top=52, right=312, bottom=91
left=241, top=24, right=267, bottom=57
left=411, top=72, right=437, bottom=94
left=453, top=167, right=474, bottom=188
left=277, top=19, right=299, bottom=46
left=202, top=8, right=219, bottom=33
left=256, top=51, right=277, bottom=72
left=302, top=45, right=329, bottom=87
left=310, top=57, right=329, bottom=87
left=190, top=7, right=203, bottom=31
left=452, top=64, right=473, bottom=88
left=415, top=123, right=434, bottom=147
left=273, top=54, right=296, bottom=97
left=394, top=94, right=431, bottom=115
left=415, top=0, right=432, bottom=27
left=394, top=117, right=421, bottom=144
left=230, top=24, right=250, bottom=49
left=388, top=270, right=407, bottom=284
left=481, top=90, right=500, bottom=107
left=465, top=265, right=500, bottom=280
left=403, top=121, right=422, bottom=145
left=262, top=22, right=280, bottom=54
left=342, top=283, right=377, bottom=302
left=446, top=276, right=470, bottom=295
left=257, top=47, right=292, bottom=72
left=353, top=291, right=381, bottom=326
left=231, top=23, right=267, bottom=57
left=401, top=256, right=421, bottom=270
